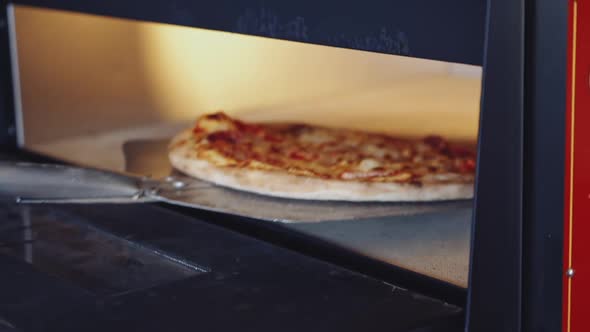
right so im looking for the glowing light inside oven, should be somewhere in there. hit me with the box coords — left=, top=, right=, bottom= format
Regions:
left=14, top=5, right=482, bottom=147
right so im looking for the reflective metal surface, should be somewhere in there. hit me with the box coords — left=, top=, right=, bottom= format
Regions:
left=0, top=162, right=147, bottom=203
left=0, top=139, right=472, bottom=287
left=0, top=204, right=206, bottom=296
left=0, top=159, right=472, bottom=224
left=157, top=175, right=471, bottom=223
left=127, top=139, right=472, bottom=287
left=290, top=208, right=471, bottom=287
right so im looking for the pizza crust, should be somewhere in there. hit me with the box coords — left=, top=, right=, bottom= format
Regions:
left=168, top=130, right=473, bottom=202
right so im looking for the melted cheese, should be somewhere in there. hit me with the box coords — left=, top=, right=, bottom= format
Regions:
left=358, top=158, right=381, bottom=171
left=197, top=116, right=235, bottom=133
left=190, top=112, right=476, bottom=185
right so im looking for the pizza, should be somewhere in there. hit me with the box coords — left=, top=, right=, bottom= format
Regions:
left=168, top=112, right=476, bottom=202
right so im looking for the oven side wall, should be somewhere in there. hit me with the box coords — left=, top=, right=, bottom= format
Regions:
left=0, top=3, right=17, bottom=149
left=565, top=1, right=590, bottom=331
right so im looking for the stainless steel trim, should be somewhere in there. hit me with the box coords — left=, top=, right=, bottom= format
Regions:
left=7, top=5, right=25, bottom=147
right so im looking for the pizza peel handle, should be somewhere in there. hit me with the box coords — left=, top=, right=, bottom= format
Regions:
left=0, top=162, right=156, bottom=204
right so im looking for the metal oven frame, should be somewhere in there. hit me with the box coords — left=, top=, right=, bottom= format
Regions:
left=0, top=0, right=570, bottom=331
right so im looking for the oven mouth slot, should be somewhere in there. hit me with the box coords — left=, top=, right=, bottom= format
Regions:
left=5, top=4, right=482, bottom=294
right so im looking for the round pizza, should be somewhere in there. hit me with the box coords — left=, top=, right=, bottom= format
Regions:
left=168, top=112, right=476, bottom=202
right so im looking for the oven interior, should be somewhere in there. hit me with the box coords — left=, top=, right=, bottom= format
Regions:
left=9, top=5, right=483, bottom=290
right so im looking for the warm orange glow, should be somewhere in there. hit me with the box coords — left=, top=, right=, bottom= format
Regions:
left=14, top=5, right=482, bottom=147
left=141, top=23, right=481, bottom=140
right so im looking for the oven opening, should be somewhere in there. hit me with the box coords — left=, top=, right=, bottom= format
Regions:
left=9, top=5, right=483, bottom=290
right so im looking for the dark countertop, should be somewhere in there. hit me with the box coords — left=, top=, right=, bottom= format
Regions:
left=0, top=202, right=463, bottom=332
left=0, top=151, right=464, bottom=331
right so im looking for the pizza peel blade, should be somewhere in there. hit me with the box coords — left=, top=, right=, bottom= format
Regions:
left=0, top=160, right=471, bottom=223
left=121, top=139, right=472, bottom=223
left=0, top=138, right=473, bottom=223
left=0, top=162, right=155, bottom=204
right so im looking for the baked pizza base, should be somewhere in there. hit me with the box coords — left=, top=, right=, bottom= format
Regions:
left=169, top=129, right=473, bottom=202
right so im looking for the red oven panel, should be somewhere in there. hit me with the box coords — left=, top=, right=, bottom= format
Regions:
left=565, top=1, right=590, bottom=331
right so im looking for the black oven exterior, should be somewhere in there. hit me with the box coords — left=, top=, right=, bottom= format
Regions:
left=0, top=1, right=568, bottom=331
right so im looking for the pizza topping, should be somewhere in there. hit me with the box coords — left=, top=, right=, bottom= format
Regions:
left=364, top=144, right=387, bottom=158
left=289, top=150, right=316, bottom=161
left=386, top=172, right=413, bottom=182
left=207, top=130, right=241, bottom=144
left=423, top=135, right=447, bottom=150
left=458, top=158, right=476, bottom=173
left=182, top=112, right=476, bottom=185
left=358, top=158, right=381, bottom=172
left=196, top=113, right=235, bottom=133
left=299, top=130, right=334, bottom=144
left=199, top=149, right=236, bottom=166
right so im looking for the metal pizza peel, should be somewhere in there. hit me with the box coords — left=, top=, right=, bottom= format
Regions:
left=0, top=139, right=471, bottom=223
